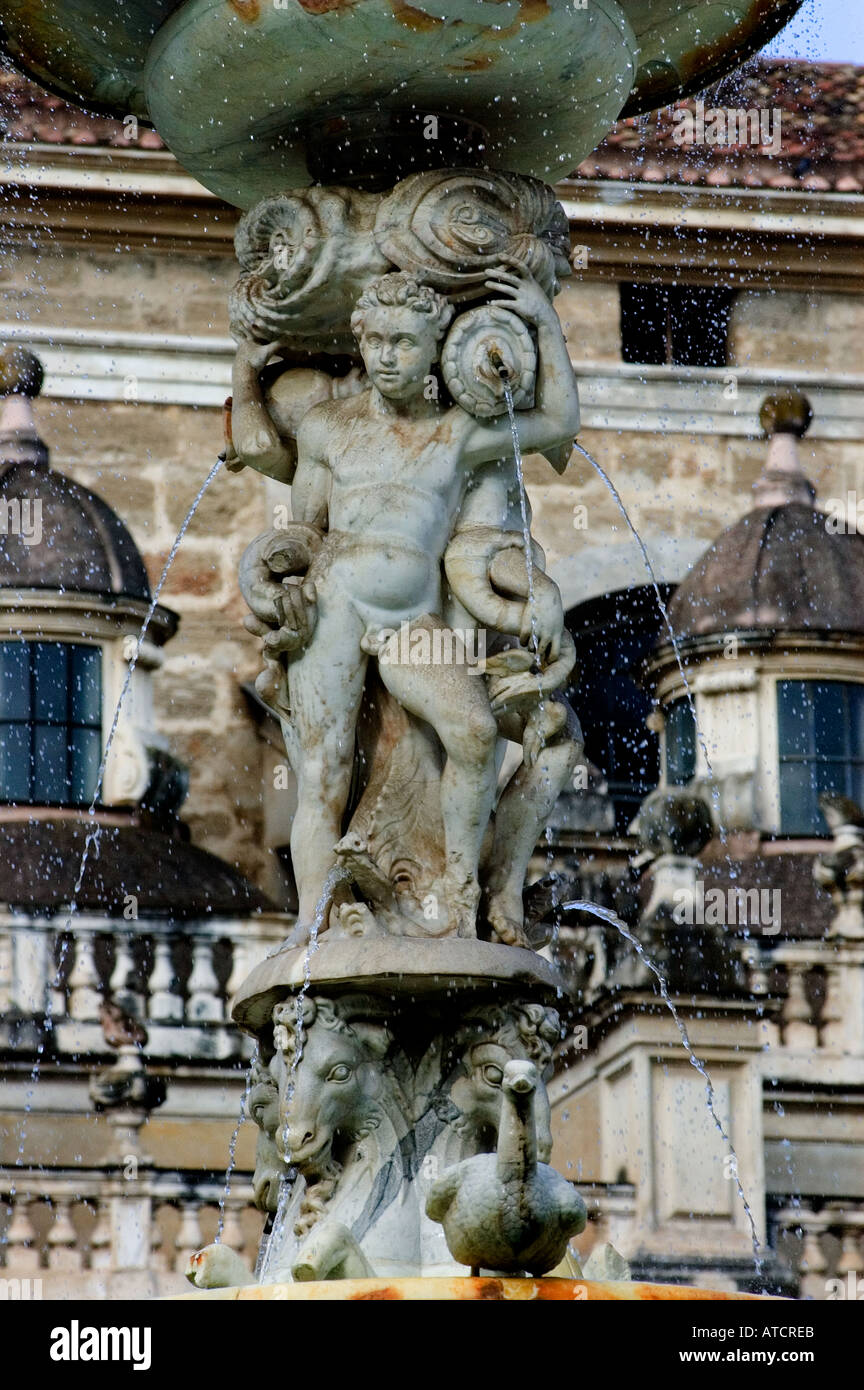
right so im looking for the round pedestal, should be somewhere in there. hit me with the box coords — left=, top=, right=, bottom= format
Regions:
left=232, top=936, right=566, bottom=1035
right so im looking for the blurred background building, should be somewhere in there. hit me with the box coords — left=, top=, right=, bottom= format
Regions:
left=1, top=54, right=863, bottom=1296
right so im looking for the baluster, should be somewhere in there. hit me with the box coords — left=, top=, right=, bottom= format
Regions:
left=5, top=1197, right=42, bottom=1273
left=88, top=1202, right=113, bottom=1271
left=51, top=931, right=73, bottom=1020
left=187, top=937, right=223, bottom=1023
left=11, top=923, right=51, bottom=1016
left=68, top=931, right=103, bottom=1022
left=781, top=961, right=816, bottom=1049
left=149, top=1202, right=170, bottom=1273
left=835, top=1224, right=864, bottom=1283
left=225, top=936, right=249, bottom=1007
left=819, top=962, right=846, bottom=1052
left=220, top=1201, right=246, bottom=1261
left=46, top=1196, right=80, bottom=1272
left=174, top=1201, right=203, bottom=1273
left=798, top=1222, right=829, bottom=1300
left=110, top=933, right=145, bottom=1020
left=148, top=936, right=183, bottom=1023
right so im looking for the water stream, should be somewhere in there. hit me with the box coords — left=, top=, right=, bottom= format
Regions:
left=256, top=864, right=348, bottom=1280
left=5, top=455, right=224, bottom=1223
left=564, top=897, right=763, bottom=1271
left=215, top=1056, right=256, bottom=1243
left=495, top=390, right=761, bottom=1271
left=571, top=439, right=727, bottom=841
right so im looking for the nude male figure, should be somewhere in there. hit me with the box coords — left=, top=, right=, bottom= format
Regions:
left=233, top=262, right=580, bottom=939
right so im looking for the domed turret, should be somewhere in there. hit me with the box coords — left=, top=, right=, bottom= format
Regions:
left=649, top=394, right=864, bottom=839
left=667, top=391, right=864, bottom=642
left=0, top=346, right=152, bottom=601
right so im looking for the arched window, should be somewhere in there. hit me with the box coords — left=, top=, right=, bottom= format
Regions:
left=778, top=680, right=864, bottom=836
left=0, top=641, right=102, bottom=806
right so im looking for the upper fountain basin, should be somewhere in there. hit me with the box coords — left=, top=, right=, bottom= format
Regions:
left=0, top=0, right=803, bottom=206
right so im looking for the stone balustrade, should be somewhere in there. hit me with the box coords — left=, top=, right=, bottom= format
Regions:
left=0, top=1167, right=260, bottom=1296
left=0, top=912, right=285, bottom=1061
left=775, top=1202, right=864, bottom=1299
left=743, top=938, right=864, bottom=1055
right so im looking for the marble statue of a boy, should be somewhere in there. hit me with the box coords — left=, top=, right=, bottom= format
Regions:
left=249, top=263, right=580, bottom=939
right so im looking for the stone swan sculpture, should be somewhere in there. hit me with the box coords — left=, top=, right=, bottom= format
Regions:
left=425, top=1059, right=587, bottom=1275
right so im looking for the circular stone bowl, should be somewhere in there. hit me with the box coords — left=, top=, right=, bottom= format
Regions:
left=143, top=0, right=636, bottom=205
left=0, top=1, right=804, bottom=207
left=175, top=1277, right=783, bottom=1301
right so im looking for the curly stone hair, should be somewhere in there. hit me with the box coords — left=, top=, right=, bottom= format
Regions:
left=351, top=272, right=454, bottom=342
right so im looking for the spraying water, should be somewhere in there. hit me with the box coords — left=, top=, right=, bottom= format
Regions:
left=571, top=439, right=726, bottom=841
left=564, top=897, right=763, bottom=1272
left=492, top=379, right=761, bottom=1269
left=496, top=374, right=560, bottom=883
left=257, top=864, right=348, bottom=1281
left=215, top=1054, right=256, bottom=1244
left=5, top=456, right=225, bottom=1220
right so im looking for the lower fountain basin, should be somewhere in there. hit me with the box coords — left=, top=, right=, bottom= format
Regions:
left=177, top=1277, right=779, bottom=1301
left=231, top=936, right=565, bottom=1035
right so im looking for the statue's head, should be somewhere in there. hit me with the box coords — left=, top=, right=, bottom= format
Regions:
left=351, top=273, right=453, bottom=401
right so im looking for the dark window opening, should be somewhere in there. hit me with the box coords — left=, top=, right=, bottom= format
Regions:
left=0, top=641, right=102, bottom=806
left=777, top=680, right=864, bottom=836
left=620, top=283, right=733, bottom=368
left=665, top=696, right=697, bottom=786
left=566, top=586, right=671, bottom=833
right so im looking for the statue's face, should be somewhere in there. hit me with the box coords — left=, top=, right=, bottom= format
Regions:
left=358, top=306, right=439, bottom=401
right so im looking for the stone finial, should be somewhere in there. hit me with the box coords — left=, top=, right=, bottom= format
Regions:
left=0, top=345, right=44, bottom=399
left=0, top=344, right=49, bottom=469
left=814, top=793, right=864, bottom=939
left=753, top=390, right=816, bottom=508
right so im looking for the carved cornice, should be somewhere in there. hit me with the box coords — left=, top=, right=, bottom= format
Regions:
left=3, top=148, right=864, bottom=292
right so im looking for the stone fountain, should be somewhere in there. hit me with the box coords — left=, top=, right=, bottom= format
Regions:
left=0, top=0, right=804, bottom=1300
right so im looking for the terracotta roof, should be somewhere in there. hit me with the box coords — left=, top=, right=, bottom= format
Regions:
left=573, top=59, right=864, bottom=194
left=2, top=58, right=864, bottom=192
left=0, top=67, right=164, bottom=150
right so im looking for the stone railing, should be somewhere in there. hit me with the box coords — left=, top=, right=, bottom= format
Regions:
left=775, top=1202, right=864, bottom=1300
left=0, top=912, right=286, bottom=1061
left=0, top=1167, right=261, bottom=1297
left=743, top=938, right=864, bottom=1055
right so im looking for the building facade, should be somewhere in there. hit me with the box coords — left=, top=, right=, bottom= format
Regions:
left=1, top=55, right=863, bottom=1295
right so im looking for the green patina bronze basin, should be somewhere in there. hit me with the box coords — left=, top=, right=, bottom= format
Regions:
left=0, top=0, right=803, bottom=203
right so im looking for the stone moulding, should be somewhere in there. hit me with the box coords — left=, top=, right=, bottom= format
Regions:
left=231, top=938, right=565, bottom=1037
